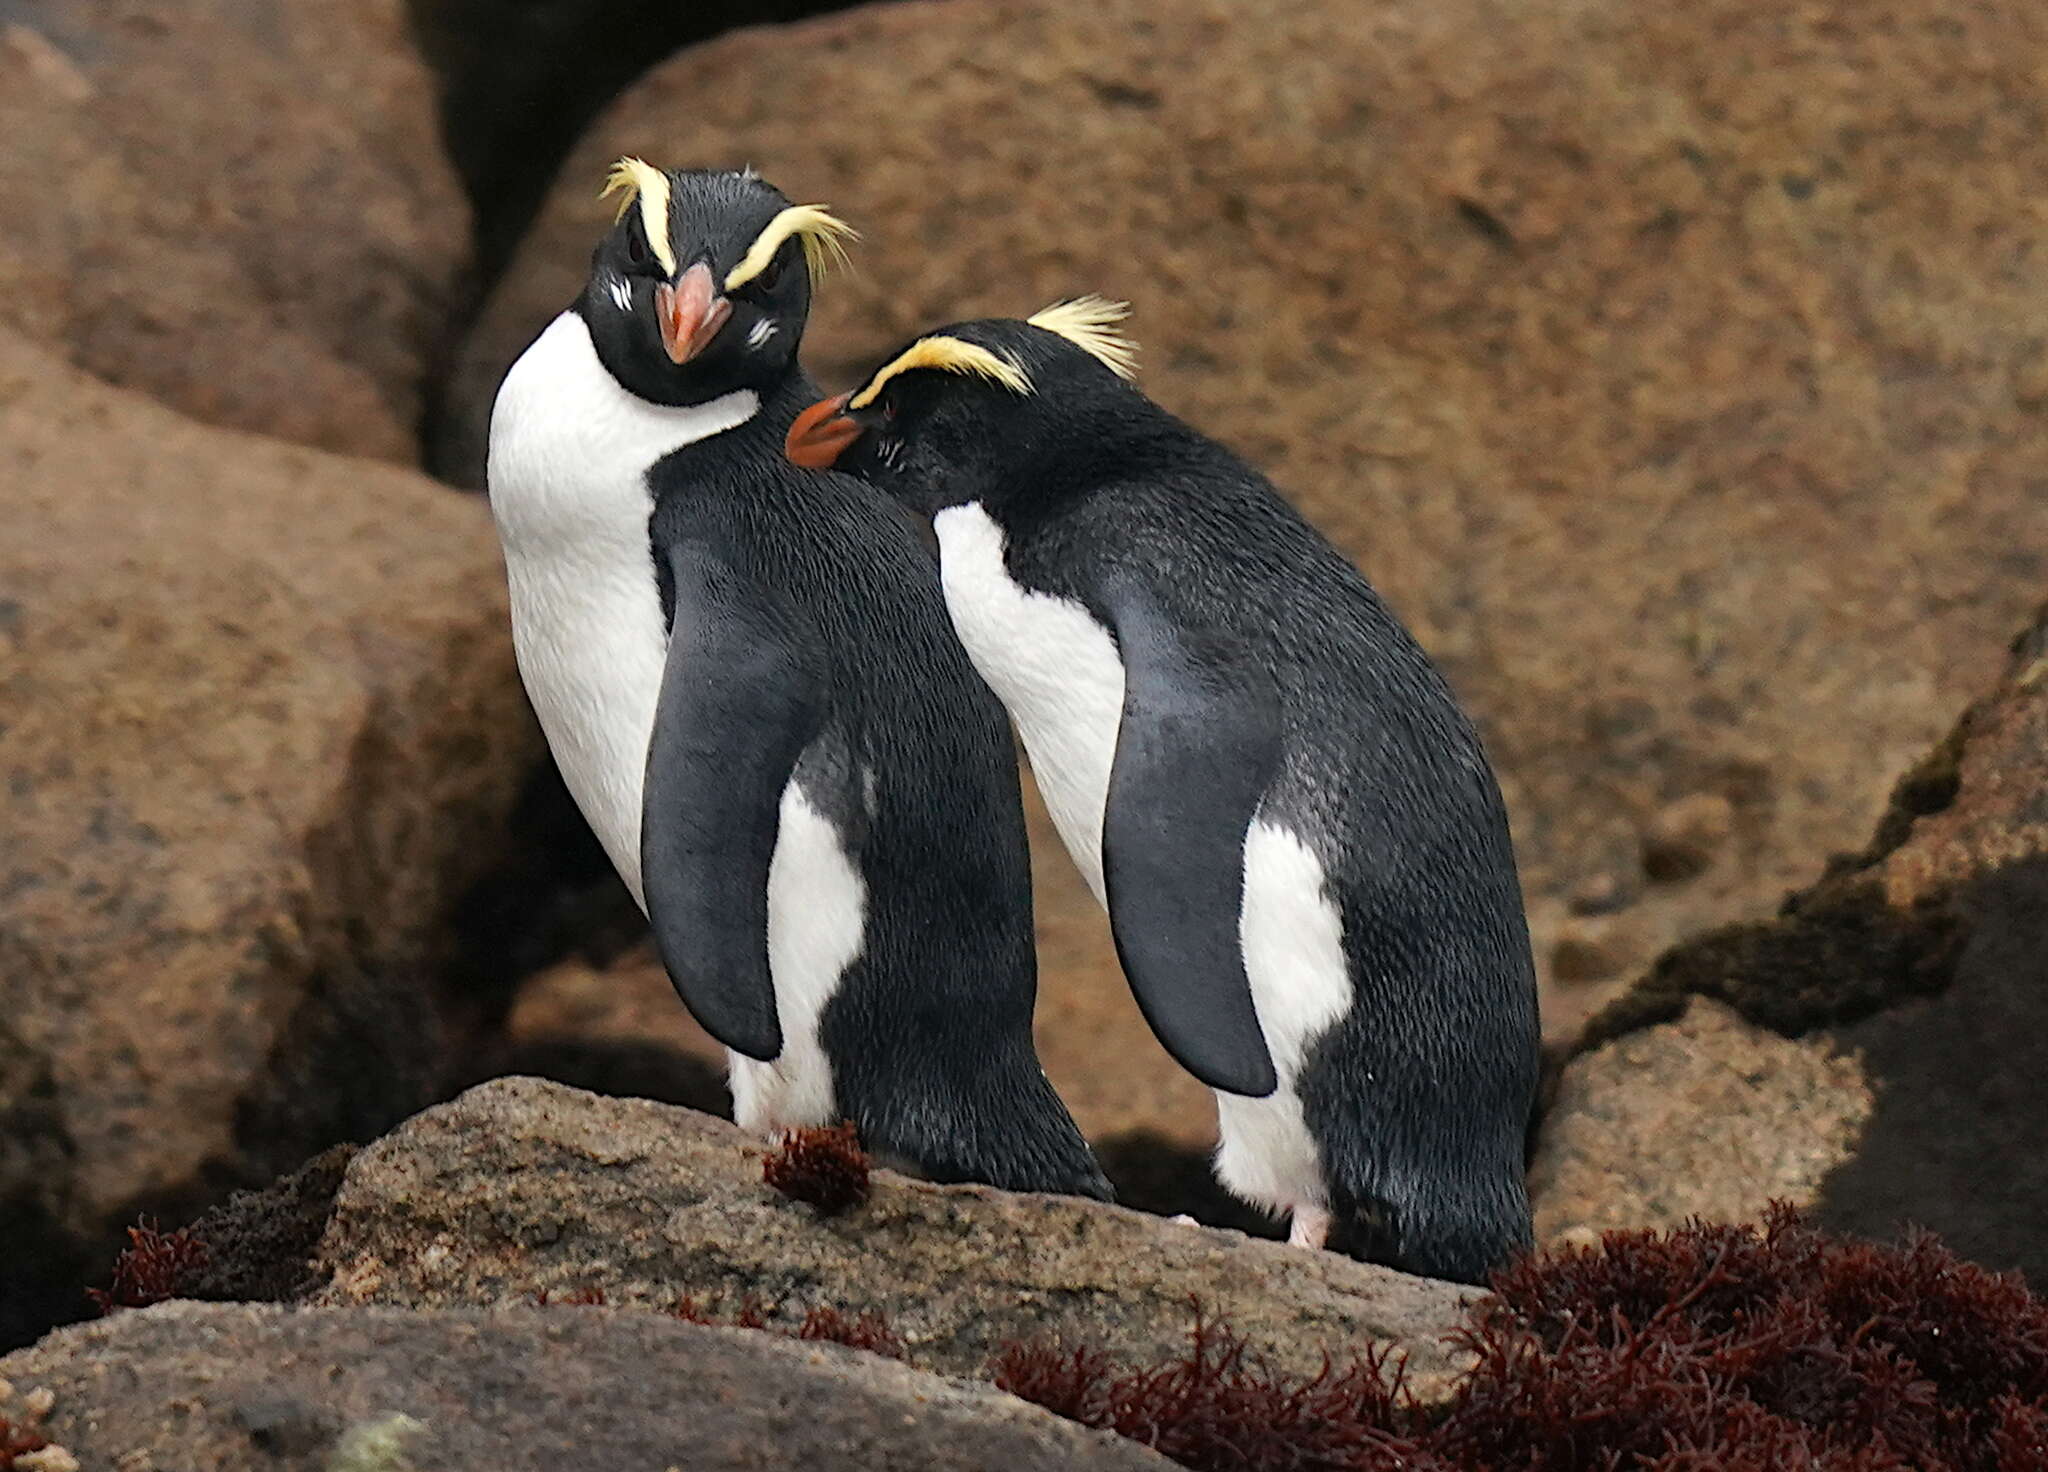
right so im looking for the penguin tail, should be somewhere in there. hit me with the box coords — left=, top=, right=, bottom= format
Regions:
left=1325, top=1168, right=1534, bottom=1287
left=853, top=1054, right=1114, bottom=1204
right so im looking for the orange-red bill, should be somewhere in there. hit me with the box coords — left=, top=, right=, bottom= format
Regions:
left=653, top=262, right=732, bottom=365
left=785, top=391, right=861, bottom=469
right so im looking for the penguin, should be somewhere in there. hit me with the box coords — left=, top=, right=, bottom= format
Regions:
left=784, top=299, right=1541, bottom=1282
left=485, top=160, right=1110, bottom=1200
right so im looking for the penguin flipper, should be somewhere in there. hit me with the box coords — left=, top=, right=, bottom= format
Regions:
left=1100, top=587, right=1281, bottom=1098
left=642, top=539, right=826, bottom=1062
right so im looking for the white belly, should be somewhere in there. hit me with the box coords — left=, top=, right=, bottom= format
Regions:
left=1214, top=818, right=1354, bottom=1217
left=485, top=311, right=757, bottom=905
left=931, top=502, right=1125, bottom=901
left=727, top=782, right=868, bottom=1134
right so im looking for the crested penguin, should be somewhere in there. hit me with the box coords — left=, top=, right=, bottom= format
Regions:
left=486, top=161, right=1109, bottom=1199
left=785, top=300, right=1540, bottom=1282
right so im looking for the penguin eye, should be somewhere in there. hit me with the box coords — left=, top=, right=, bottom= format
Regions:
left=623, top=227, right=654, bottom=272
left=752, top=249, right=787, bottom=294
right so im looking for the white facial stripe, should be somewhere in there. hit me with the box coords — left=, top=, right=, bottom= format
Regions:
left=608, top=278, right=633, bottom=312
left=747, top=319, right=777, bottom=348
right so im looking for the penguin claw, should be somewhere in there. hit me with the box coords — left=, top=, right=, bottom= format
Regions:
left=1288, top=1206, right=1332, bottom=1251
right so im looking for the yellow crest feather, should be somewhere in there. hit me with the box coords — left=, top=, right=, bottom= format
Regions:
left=849, top=336, right=1033, bottom=409
left=725, top=204, right=860, bottom=291
left=598, top=157, right=676, bottom=277
left=1027, top=296, right=1139, bottom=379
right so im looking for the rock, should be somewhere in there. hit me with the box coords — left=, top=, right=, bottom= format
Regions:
left=1529, top=999, right=1871, bottom=1243
left=0, top=1302, right=1171, bottom=1470
left=0, top=331, right=537, bottom=1349
left=1640, top=793, right=1737, bottom=884
left=310, top=1077, right=1479, bottom=1398
left=1546, top=914, right=1639, bottom=987
left=411, top=0, right=858, bottom=278
left=445, top=0, right=2048, bottom=1064
left=1583, top=606, right=2048, bottom=1277
left=0, top=1, right=466, bottom=459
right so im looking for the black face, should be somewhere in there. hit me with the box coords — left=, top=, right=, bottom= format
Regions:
left=820, top=321, right=1124, bottom=517
left=577, top=169, right=812, bottom=407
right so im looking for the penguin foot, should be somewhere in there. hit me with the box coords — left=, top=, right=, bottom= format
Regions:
left=1288, top=1205, right=1332, bottom=1250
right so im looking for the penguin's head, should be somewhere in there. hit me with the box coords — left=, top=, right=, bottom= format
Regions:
left=784, top=297, right=1139, bottom=513
left=577, top=159, right=857, bottom=406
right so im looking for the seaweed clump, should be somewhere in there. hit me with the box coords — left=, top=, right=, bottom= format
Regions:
left=666, top=1295, right=904, bottom=1361
left=762, top=1120, right=870, bottom=1214
left=85, top=1220, right=209, bottom=1314
left=993, top=1207, right=2048, bottom=1471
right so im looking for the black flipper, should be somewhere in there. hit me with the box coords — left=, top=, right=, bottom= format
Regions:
left=1100, top=584, right=1282, bottom=1098
left=642, top=538, right=827, bottom=1061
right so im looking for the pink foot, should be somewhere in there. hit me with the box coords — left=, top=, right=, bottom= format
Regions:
left=1288, top=1205, right=1331, bottom=1250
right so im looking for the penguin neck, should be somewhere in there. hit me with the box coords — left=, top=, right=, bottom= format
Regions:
left=946, top=389, right=1193, bottom=542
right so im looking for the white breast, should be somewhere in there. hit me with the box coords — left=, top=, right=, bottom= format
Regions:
left=727, top=782, right=868, bottom=1135
left=485, top=311, right=757, bottom=905
left=931, top=502, right=1126, bottom=902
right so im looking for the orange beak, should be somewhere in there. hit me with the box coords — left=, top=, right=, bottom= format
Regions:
left=653, top=262, right=731, bottom=365
left=785, top=391, right=862, bottom=469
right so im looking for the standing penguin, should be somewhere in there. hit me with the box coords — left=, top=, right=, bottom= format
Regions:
left=486, top=161, right=1109, bottom=1199
left=785, top=300, right=1540, bottom=1282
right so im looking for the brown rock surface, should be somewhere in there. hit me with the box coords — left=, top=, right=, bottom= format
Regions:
left=0, top=330, right=537, bottom=1347
left=311, top=1077, right=1480, bottom=1396
left=446, top=0, right=2048, bottom=1080
left=0, top=1, right=466, bottom=459
left=1585, top=607, right=2048, bottom=1278
left=0, top=1302, right=1171, bottom=1471
left=1529, top=999, right=1871, bottom=1244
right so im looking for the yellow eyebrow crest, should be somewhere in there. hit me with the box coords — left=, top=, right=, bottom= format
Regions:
left=1028, top=296, right=1139, bottom=379
left=725, top=205, right=859, bottom=291
left=847, top=336, right=1033, bottom=409
left=599, top=156, right=677, bottom=277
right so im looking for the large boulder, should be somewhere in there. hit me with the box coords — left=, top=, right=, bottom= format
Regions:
left=0, top=1, right=466, bottom=459
left=0, top=331, right=537, bottom=1348
left=0, top=1302, right=1171, bottom=1471
left=1529, top=999, right=1871, bottom=1244
left=310, top=1077, right=1480, bottom=1397
left=445, top=0, right=2048, bottom=1127
left=410, top=0, right=860, bottom=278
left=1538, top=607, right=2048, bottom=1277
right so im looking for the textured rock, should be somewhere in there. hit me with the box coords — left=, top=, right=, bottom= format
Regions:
left=311, top=1078, right=1479, bottom=1396
left=1586, top=607, right=2048, bottom=1278
left=446, top=0, right=2048, bottom=1076
left=0, top=1302, right=1170, bottom=1471
left=0, top=0, right=466, bottom=458
left=0, top=331, right=536, bottom=1347
left=1529, top=1000, right=1871, bottom=1244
